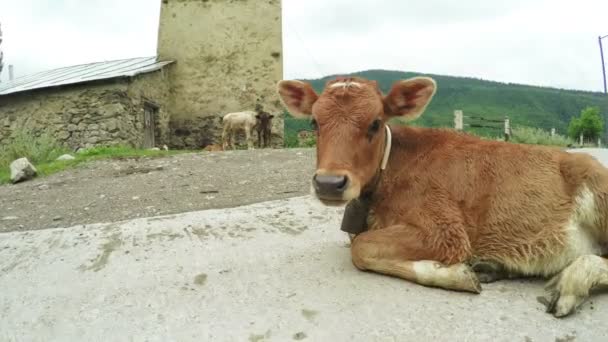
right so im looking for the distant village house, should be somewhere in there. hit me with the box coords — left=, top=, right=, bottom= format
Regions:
left=0, top=0, right=283, bottom=150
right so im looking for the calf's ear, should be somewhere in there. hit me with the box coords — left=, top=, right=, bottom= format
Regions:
left=277, top=80, right=318, bottom=118
left=383, top=77, right=436, bottom=121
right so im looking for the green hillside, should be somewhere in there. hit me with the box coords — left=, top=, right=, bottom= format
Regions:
left=284, top=69, right=608, bottom=143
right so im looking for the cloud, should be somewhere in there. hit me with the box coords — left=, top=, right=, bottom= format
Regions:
left=282, top=0, right=608, bottom=92
left=1, top=0, right=607, bottom=92
left=0, top=0, right=160, bottom=81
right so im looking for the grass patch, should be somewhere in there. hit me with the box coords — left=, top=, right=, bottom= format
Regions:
left=75, top=145, right=184, bottom=159
left=0, top=131, right=68, bottom=169
left=1, top=131, right=188, bottom=185
left=509, top=126, right=576, bottom=147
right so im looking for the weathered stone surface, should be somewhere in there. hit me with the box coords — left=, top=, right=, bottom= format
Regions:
left=56, top=154, right=76, bottom=161
left=157, top=0, right=284, bottom=148
left=10, top=158, right=37, bottom=184
left=100, top=103, right=123, bottom=118
left=105, top=119, right=119, bottom=133
left=56, top=131, right=70, bottom=140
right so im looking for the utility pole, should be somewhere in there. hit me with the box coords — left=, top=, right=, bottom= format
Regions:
left=599, top=34, right=608, bottom=142
left=600, top=34, right=608, bottom=94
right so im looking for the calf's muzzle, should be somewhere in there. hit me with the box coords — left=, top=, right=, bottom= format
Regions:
left=313, top=174, right=349, bottom=200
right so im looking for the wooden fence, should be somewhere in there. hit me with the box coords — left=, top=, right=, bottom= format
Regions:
left=454, top=110, right=511, bottom=141
left=454, top=110, right=602, bottom=147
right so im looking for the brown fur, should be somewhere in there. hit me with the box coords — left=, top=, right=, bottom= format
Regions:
left=277, top=75, right=608, bottom=317
left=203, top=144, right=224, bottom=152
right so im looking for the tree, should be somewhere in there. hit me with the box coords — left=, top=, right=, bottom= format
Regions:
left=567, top=106, right=604, bottom=142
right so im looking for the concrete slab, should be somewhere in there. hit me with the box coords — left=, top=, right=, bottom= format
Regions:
left=1, top=149, right=608, bottom=341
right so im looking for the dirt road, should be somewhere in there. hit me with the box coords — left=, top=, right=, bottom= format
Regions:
left=0, top=148, right=316, bottom=232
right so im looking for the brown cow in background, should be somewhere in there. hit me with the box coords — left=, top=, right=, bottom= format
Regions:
left=277, top=75, right=608, bottom=318
left=255, top=110, right=274, bottom=148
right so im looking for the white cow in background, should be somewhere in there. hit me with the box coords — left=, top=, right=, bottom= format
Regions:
left=221, top=111, right=257, bottom=150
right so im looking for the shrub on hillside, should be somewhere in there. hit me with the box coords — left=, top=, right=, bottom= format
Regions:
left=511, top=126, right=575, bottom=147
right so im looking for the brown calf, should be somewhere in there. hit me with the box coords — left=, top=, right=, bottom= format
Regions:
left=255, top=111, right=274, bottom=148
left=277, top=76, right=608, bottom=317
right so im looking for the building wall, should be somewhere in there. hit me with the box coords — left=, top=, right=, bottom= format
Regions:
left=0, top=72, right=171, bottom=149
left=126, top=69, right=172, bottom=146
left=157, top=0, right=284, bottom=148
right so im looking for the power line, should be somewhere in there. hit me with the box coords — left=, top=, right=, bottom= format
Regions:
left=284, top=20, right=327, bottom=78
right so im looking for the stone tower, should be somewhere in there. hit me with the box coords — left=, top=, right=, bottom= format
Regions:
left=157, top=0, right=284, bottom=148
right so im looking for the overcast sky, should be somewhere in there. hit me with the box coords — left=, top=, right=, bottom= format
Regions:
left=1, top=0, right=607, bottom=92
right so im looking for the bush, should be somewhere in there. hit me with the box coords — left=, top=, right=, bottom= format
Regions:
left=567, top=106, right=604, bottom=142
left=510, top=126, right=575, bottom=147
left=284, top=133, right=299, bottom=148
left=0, top=130, right=68, bottom=170
left=300, top=135, right=317, bottom=147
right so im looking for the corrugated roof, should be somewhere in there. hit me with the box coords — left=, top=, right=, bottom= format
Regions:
left=0, top=56, right=174, bottom=96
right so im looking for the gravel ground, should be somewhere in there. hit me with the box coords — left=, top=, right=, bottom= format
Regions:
left=0, top=148, right=316, bottom=233
left=1, top=147, right=605, bottom=234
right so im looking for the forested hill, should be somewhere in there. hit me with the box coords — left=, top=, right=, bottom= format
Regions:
left=284, top=69, right=608, bottom=138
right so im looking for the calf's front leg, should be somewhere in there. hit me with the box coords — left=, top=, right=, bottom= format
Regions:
left=351, top=225, right=481, bottom=293
left=257, top=129, right=262, bottom=148
left=264, top=129, right=271, bottom=148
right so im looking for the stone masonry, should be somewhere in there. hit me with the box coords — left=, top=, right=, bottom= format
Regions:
left=157, top=0, right=284, bottom=148
left=0, top=70, right=171, bottom=150
left=0, top=0, right=284, bottom=150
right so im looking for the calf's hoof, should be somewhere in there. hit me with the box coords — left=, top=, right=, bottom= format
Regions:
left=458, top=265, right=483, bottom=294
left=539, top=271, right=586, bottom=318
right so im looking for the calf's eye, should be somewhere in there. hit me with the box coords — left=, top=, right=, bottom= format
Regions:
left=368, top=119, right=381, bottom=136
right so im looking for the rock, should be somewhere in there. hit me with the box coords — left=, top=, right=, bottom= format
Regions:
left=100, top=103, right=123, bottom=118
left=2, top=216, right=18, bottom=221
left=76, top=147, right=89, bottom=154
left=87, top=136, right=100, bottom=144
left=10, top=158, right=38, bottom=184
left=149, top=147, right=161, bottom=151
left=105, top=119, right=120, bottom=133
left=52, top=216, right=63, bottom=221
left=56, top=154, right=76, bottom=161
left=56, top=131, right=71, bottom=141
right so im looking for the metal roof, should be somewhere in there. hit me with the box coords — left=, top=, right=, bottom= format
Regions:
left=0, top=56, right=174, bottom=96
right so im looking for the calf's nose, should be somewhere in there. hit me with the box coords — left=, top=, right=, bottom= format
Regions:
left=313, top=174, right=348, bottom=198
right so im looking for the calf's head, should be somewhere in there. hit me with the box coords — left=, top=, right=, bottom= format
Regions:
left=277, top=76, right=436, bottom=205
left=255, top=111, right=274, bottom=130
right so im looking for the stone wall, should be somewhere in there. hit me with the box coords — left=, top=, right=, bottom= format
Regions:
left=0, top=71, right=171, bottom=150
left=157, top=0, right=284, bottom=148
left=126, top=69, right=172, bottom=147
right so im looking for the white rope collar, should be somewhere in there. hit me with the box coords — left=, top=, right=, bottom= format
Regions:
left=380, top=125, right=392, bottom=170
